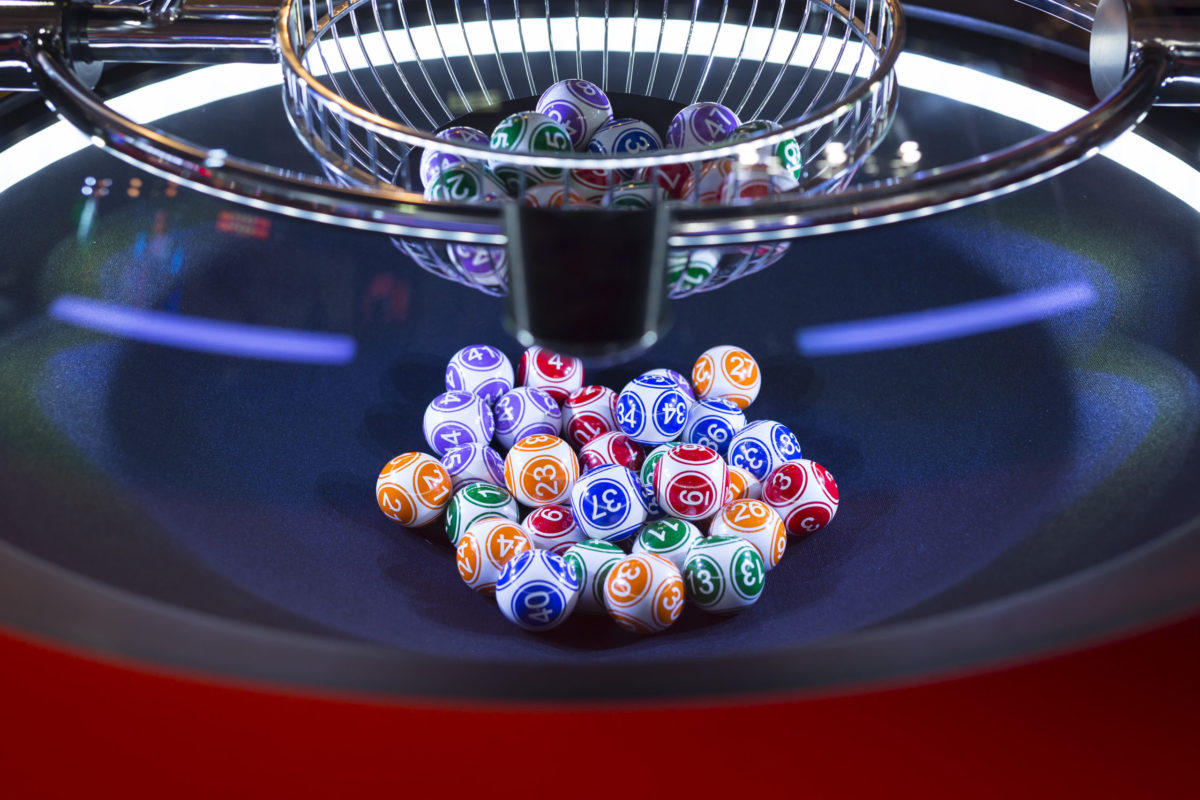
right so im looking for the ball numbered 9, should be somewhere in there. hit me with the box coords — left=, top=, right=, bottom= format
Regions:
left=522, top=504, right=586, bottom=554
left=562, top=385, right=619, bottom=448
left=445, top=344, right=514, bottom=404
left=456, top=517, right=531, bottom=595
left=708, top=499, right=787, bottom=570
left=445, top=482, right=519, bottom=547
left=503, top=434, right=580, bottom=507
left=684, top=535, right=767, bottom=613
left=376, top=452, right=453, bottom=527
left=762, top=459, right=840, bottom=536
left=518, top=346, right=584, bottom=404
left=493, top=387, right=562, bottom=449
left=682, top=398, right=746, bottom=457
left=654, top=443, right=728, bottom=522
left=422, top=391, right=495, bottom=457
left=495, top=549, right=580, bottom=632
left=440, top=442, right=506, bottom=492
left=603, top=554, right=686, bottom=634
left=616, top=373, right=690, bottom=446
left=727, top=420, right=802, bottom=482
left=570, top=464, right=648, bottom=543
left=632, top=518, right=704, bottom=572
left=692, top=345, right=761, bottom=409
left=562, top=540, right=623, bottom=615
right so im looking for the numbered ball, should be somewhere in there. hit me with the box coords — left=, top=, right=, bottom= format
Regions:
left=522, top=182, right=588, bottom=208
left=692, top=345, right=761, bottom=409
left=708, top=500, right=787, bottom=570
left=605, top=179, right=660, bottom=210
left=681, top=158, right=736, bottom=205
left=640, top=477, right=668, bottom=522
left=682, top=398, right=746, bottom=457
left=517, top=346, right=584, bottom=404
left=424, top=163, right=505, bottom=203
left=616, top=373, right=690, bottom=446
left=762, top=459, right=839, bottom=536
left=562, top=385, right=619, bottom=448
left=684, top=535, right=766, bottom=613
left=503, top=434, right=580, bottom=507
left=570, top=464, right=648, bottom=543
left=537, top=79, right=614, bottom=150
left=419, top=125, right=491, bottom=187
left=489, top=111, right=573, bottom=192
left=495, top=549, right=580, bottom=631
left=493, top=387, right=563, bottom=450
left=652, top=161, right=695, bottom=199
left=522, top=504, right=586, bottom=554
left=588, top=118, right=663, bottom=179
left=642, top=368, right=695, bottom=408
left=669, top=248, right=721, bottom=294
left=654, top=443, right=727, bottom=522
left=580, top=431, right=644, bottom=473
left=376, top=452, right=453, bottom=527
left=456, top=517, right=532, bottom=595
left=725, top=464, right=762, bottom=503
left=445, top=345, right=514, bottom=404
left=666, top=102, right=741, bottom=149
left=727, top=419, right=802, bottom=482
left=632, top=518, right=704, bottom=572
left=440, top=442, right=506, bottom=492
left=603, top=554, right=686, bottom=634
left=423, top=391, right=495, bottom=457
left=563, top=540, right=624, bottom=615
left=639, top=442, right=683, bottom=487
left=445, top=482, right=520, bottom=547
left=726, top=119, right=803, bottom=192
left=448, top=244, right=507, bottom=288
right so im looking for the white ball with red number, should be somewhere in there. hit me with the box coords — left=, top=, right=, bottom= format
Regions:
left=602, top=553, right=686, bottom=634
left=725, top=464, right=762, bottom=503
left=493, top=387, right=562, bottom=450
left=562, top=385, right=619, bottom=448
left=375, top=452, right=453, bottom=527
left=503, top=434, right=580, bottom=507
left=522, top=504, right=586, bottom=554
left=692, top=345, right=761, bottom=409
left=440, top=442, right=506, bottom=492
left=708, top=499, right=788, bottom=570
left=579, top=431, right=644, bottom=473
left=653, top=443, right=727, bottom=522
left=761, top=459, right=840, bottom=536
left=455, top=517, right=532, bottom=595
left=518, top=346, right=584, bottom=404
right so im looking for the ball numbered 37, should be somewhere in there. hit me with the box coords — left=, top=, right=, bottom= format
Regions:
left=376, top=452, right=453, bottom=527
left=570, top=464, right=648, bottom=543
left=504, top=434, right=580, bottom=506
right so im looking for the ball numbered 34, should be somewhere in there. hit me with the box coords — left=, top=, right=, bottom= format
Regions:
left=762, top=459, right=839, bottom=536
left=445, top=344, right=514, bottom=404
left=692, top=345, right=761, bottom=409
left=456, top=516, right=531, bottom=594
left=376, top=452, right=453, bottom=527
left=708, top=499, right=787, bottom=570
left=563, top=540, right=624, bottom=615
left=603, top=553, right=686, bottom=634
left=616, top=373, right=690, bottom=446
left=423, top=391, right=495, bottom=457
left=654, top=443, right=728, bottom=522
left=518, top=346, right=584, bottom=404
left=504, top=434, right=580, bottom=506
left=684, top=535, right=767, bottom=613
left=495, top=549, right=580, bottom=632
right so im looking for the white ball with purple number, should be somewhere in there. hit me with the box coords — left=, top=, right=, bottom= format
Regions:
left=445, top=345, right=514, bottom=404
left=448, top=244, right=507, bottom=288
left=588, top=118, right=662, bottom=178
left=537, top=79, right=614, bottom=150
left=616, top=373, right=689, bottom=446
left=440, top=442, right=506, bottom=491
left=666, top=102, right=741, bottom=149
left=642, top=368, right=695, bottom=408
left=726, top=420, right=803, bottom=482
left=423, top=391, right=495, bottom=457
left=569, top=464, right=648, bottom=543
left=493, top=387, right=562, bottom=449
left=682, top=398, right=746, bottom=457
left=419, top=125, right=490, bottom=188
left=495, top=549, right=580, bottom=632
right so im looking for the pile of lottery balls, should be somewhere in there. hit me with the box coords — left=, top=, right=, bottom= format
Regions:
left=420, top=77, right=804, bottom=210
left=375, top=344, right=839, bottom=634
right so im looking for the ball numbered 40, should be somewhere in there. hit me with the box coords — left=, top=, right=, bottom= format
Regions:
left=495, top=549, right=580, bottom=632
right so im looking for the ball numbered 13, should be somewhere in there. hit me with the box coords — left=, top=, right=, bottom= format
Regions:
left=563, top=540, right=624, bottom=615
left=684, top=535, right=766, bottom=613
left=570, top=464, right=648, bottom=543
left=445, top=482, right=519, bottom=547
left=708, top=499, right=787, bottom=570
left=692, top=345, right=761, bottom=409
left=456, top=517, right=531, bottom=595
left=376, top=452, right=453, bottom=527
left=603, top=554, right=686, bottom=634
left=762, top=459, right=839, bottom=536
left=495, top=549, right=580, bottom=632
left=616, top=373, right=690, bottom=446
left=654, top=443, right=728, bottom=522
left=504, top=434, right=580, bottom=506
left=445, top=344, right=514, bottom=404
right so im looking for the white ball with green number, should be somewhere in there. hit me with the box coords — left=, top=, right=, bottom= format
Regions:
left=684, top=535, right=767, bottom=613
left=489, top=112, right=573, bottom=192
left=562, top=540, right=624, bottom=615
left=632, top=518, right=703, bottom=572
left=726, top=119, right=803, bottom=192
left=444, top=482, right=519, bottom=548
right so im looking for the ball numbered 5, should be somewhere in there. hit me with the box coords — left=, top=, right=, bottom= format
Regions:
left=654, top=443, right=728, bottom=522
left=727, top=420, right=802, bottom=482
left=536, top=79, right=614, bottom=150
left=445, top=344, right=514, bottom=404
left=682, top=398, right=746, bottom=457
left=570, top=464, right=648, bottom=543
left=563, top=540, right=624, bottom=615
left=423, top=391, right=495, bottom=457
left=376, top=452, right=453, bottom=527
left=762, top=459, right=839, bottom=536
left=518, top=346, right=584, bottom=404
left=562, top=385, right=619, bottom=448
left=489, top=111, right=572, bottom=192
left=504, top=434, right=580, bottom=506
left=495, top=549, right=580, bottom=632
left=493, top=387, right=562, bottom=449
left=445, top=482, right=519, bottom=547
left=579, top=431, right=644, bottom=473
left=522, top=504, right=586, bottom=554
left=440, top=442, right=506, bottom=492
left=692, top=345, right=761, bottom=409
left=603, top=554, right=686, bottom=634
left=632, top=518, right=704, bottom=572
left=684, top=535, right=767, bottom=613
left=616, top=373, right=690, bottom=446
left=456, top=517, right=532, bottom=595
left=708, top=499, right=787, bottom=570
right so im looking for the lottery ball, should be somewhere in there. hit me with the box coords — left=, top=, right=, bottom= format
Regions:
left=570, top=464, right=648, bottom=543
left=640, top=442, right=682, bottom=487
left=517, top=345, right=584, bottom=404
left=445, top=481, right=519, bottom=547
left=640, top=477, right=668, bottom=522
left=708, top=499, right=787, bottom=570
left=727, top=419, right=802, bottom=482
left=445, top=344, right=514, bottom=404
left=537, top=78, right=614, bottom=150
left=568, top=169, right=614, bottom=204
left=666, top=102, right=741, bottom=149
left=562, top=540, right=623, bottom=615
left=684, top=535, right=766, bottom=613
left=588, top=118, right=662, bottom=178
left=651, top=161, right=694, bottom=199
left=641, top=368, right=695, bottom=407
left=423, top=391, right=495, bottom=457
left=448, top=244, right=507, bottom=288
left=669, top=248, right=720, bottom=294
left=682, top=398, right=746, bottom=457
left=419, top=125, right=490, bottom=187
left=726, top=119, right=803, bottom=192
left=562, top=385, right=619, bottom=448
left=681, top=158, right=736, bottom=205
left=605, top=179, right=659, bottom=210
left=493, top=387, right=562, bottom=450
left=762, top=459, right=839, bottom=536
left=616, top=373, right=690, bottom=446
left=440, top=442, right=506, bottom=492
left=376, top=452, right=453, bottom=527
left=503, top=434, right=580, bottom=506
left=522, top=182, right=588, bottom=208
left=423, top=162, right=488, bottom=203
left=632, top=518, right=704, bottom=572
left=654, top=443, right=727, bottom=522
left=725, top=464, right=762, bottom=503
left=456, top=516, right=531, bottom=595
left=522, top=504, right=585, bottom=554
left=603, top=553, right=686, bottom=634
left=579, top=431, right=644, bottom=473
left=495, top=549, right=580, bottom=631
left=692, top=344, right=761, bottom=409
left=489, top=111, right=573, bottom=191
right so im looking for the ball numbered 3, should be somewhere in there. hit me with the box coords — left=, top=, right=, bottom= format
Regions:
left=517, top=346, right=584, bottom=404
left=632, top=518, right=704, bottom=572
left=423, top=391, right=495, bottom=457
left=588, top=118, right=662, bottom=179
left=603, top=554, right=686, bottom=634
left=727, top=419, right=802, bottom=482
left=682, top=398, right=746, bottom=457
left=504, top=434, right=580, bottom=506
left=684, top=535, right=767, bottom=613
left=536, top=78, right=614, bottom=150
left=654, top=443, right=728, bottom=522
left=579, top=431, right=644, bottom=473
left=616, top=373, right=690, bottom=446
left=376, top=452, right=453, bottom=527
left=725, top=464, right=763, bottom=503
left=493, top=387, right=562, bottom=449
left=762, top=459, right=839, bottom=536
left=445, top=482, right=519, bottom=547
left=445, top=344, right=514, bottom=404
left=563, top=540, right=623, bottom=615
left=692, top=345, right=761, bottom=409
left=522, top=504, right=586, bottom=554
left=440, top=442, right=506, bottom=492
left=456, top=517, right=531, bottom=595
left=495, top=549, right=580, bottom=632
left=562, top=385, right=619, bottom=448
left=570, top=464, right=648, bottom=543
left=708, top=499, right=787, bottom=570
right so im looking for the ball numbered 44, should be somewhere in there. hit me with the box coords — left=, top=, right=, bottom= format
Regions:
left=493, top=387, right=562, bottom=449
left=562, top=385, right=619, bottom=448
left=495, top=549, right=580, bottom=632
left=603, top=554, right=686, bottom=634
left=456, top=516, right=531, bottom=594
left=504, top=434, right=580, bottom=506
left=616, top=373, right=690, bottom=446
left=762, top=459, right=839, bottom=536
left=423, top=391, right=495, bottom=457
left=563, top=540, right=624, bottom=615
left=570, top=464, right=648, bottom=543
left=445, top=482, right=519, bottom=547
left=727, top=419, right=802, bottom=482
left=682, top=398, right=746, bottom=457
left=632, top=518, right=704, bottom=572
left=376, top=452, right=453, bottom=527
left=692, top=345, right=761, bottom=409
left=708, top=499, right=787, bottom=570
left=518, top=346, right=584, bottom=404
left=522, top=504, right=586, bottom=554
left=445, top=344, right=514, bottom=404
left=684, top=535, right=767, bottom=613
left=654, top=443, right=728, bottom=522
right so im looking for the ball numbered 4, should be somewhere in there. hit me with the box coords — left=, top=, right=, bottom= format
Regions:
left=570, top=464, right=648, bottom=543
left=563, top=540, right=624, bottom=615
left=682, top=398, right=746, bottom=457
left=536, top=79, right=614, bottom=150
left=522, top=504, right=586, bottom=555
left=632, top=518, right=703, bottom=572
left=495, top=549, right=580, bottom=632
left=456, top=516, right=531, bottom=594
left=504, top=434, right=580, bottom=506
left=579, top=431, right=644, bottom=473
left=616, top=373, right=690, bottom=446
left=684, top=535, right=767, bottom=613
left=445, top=344, right=514, bottom=404
left=603, top=554, right=686, bottom=634
left=423, top=391, right=495, bottom=457
left=376, top=452, right=453, bottom=527
left=708, top=499, right=787, bottom=570
left=654, top=443, right=728, bottom=522
left=493, top=387, right=562, bottom=449
left=517, top=346, right=583, bottom=404
left=725, top=464, right=763, bottom=503
left=445, top=482, right=519, bottom=547
left=562, top=385, right=619, bottom=448
left=440, top=442, right=506, bottom=492
left=762, top=459, right=839, bottom=536
left=692, top=345, right=761, bottom=409
left=666, top=102, right=741, bottom=149
left=727, top=419, right=802, bottom=482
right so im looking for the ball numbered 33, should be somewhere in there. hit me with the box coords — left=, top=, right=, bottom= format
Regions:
left=616, top=373, right=690, bottom=446
left=522, top=504, right=586, bottom=554
left=692, top=345, right=761, bottom=409
left=456, top=517, right=531, bottom=595
left=563, top=540, right=624, bottom=615
left=708, top=499, right=787, bottom=570
left=654, top=443, right=728, bottom=522
left=444, top=482, right=519, bottom=547
left=376, top=452, right=453, bottom=527
left=445, top=344, right=514, bottom=404
left=684, top=535, right=767, bottom=613
left=423, top=391, right=495, bottom=457
left=562, top=385, right=619, bottom=448
left=603, top=553, right=686, bottom=634
left=493, top=387, right=562, bottom=449
left=762, top=459, right=839, bottom=536
left=727, top=419, right=802, bottom=482
left=504, top=434, right=580, bottom=506
left=518, top=346, right=584, bottom=404
left=569, top=464, right=648, bottom=543
left=495, top=549, right=580, bottom=632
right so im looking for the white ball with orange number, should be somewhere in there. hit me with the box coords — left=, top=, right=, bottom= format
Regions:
left=375, top=452, right=453, bottom=527
left=504, top=434, right=580, bottom=506
left=725, top=464, right=762, bottom=503
left=708, top=499, right=787, bottom=570
left=692, top=345, right=761, bottom=409
left=602, top=553, right=686, bottom=634
left=518, top=346, right=584, bottom=404
left=456, top=517, right=532, bottom=595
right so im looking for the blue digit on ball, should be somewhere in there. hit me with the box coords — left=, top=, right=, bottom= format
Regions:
left=570, top=464, right=648, bottom=542
left=682, top=398, right=747, bottom=457
left=496, top=550, right=580, bottom=632
left=617, top=374, right=689, bottom=445
left=728, top=420, right=803, bottom=481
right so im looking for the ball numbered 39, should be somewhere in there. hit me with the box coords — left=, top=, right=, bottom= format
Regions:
left=654, top=443, right=728, bottom=522
left=684, top=535, right=767, bottom=613
left=632, top=518, right=704, bottom=572
left=376, top=452, right=453, bottom=527
left=708, top=499, right=787, bottom=570
left=445, top=344, right=514, bottom=404
left=603, top=554, right=686, bottom=634
left=493, top=387, right=562, bottom=449
left=503, top=434, right=580, bottom=506
left=517, top=346, right=584, bottom=404
left=445, top=482, right=519, bottom=547
left=727, top=419, right=802, bottom=482
left=692, top=345, right=761, bottom=409
left=563, top=540, right=623, bottom=615
left=422, top=391, right=495, bottom=457
left=616, top=373, right=690, bottom=446
left=570, top=464, right=648, bottom=543
left=562, top=385, right=619, bottom=448
left=522, top=504, right=586, bottom=554
left=762, top=459, right=839, bottom=536
left=456, top=516, right=531, bottom=595
left=495, top=549, right=580, bottom=632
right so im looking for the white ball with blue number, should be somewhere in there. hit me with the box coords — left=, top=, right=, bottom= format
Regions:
left=588, top=118, right=663, bottom=178
left=445, top=344, right=514, bottom=405
left=682, top=398, right=746, bottom=457
left=495, top=549, right=580, bottom=632
left=493, top=387, right=563, bottom=449
left=616, top=373, right=690, bottom=446
left=423, top=391, right=495, bottom=457
left=440, top=442, right=506, bottom=491
left=727, top=419, right=803, bottom=481
left=569, top=463, right=649, bottom=543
